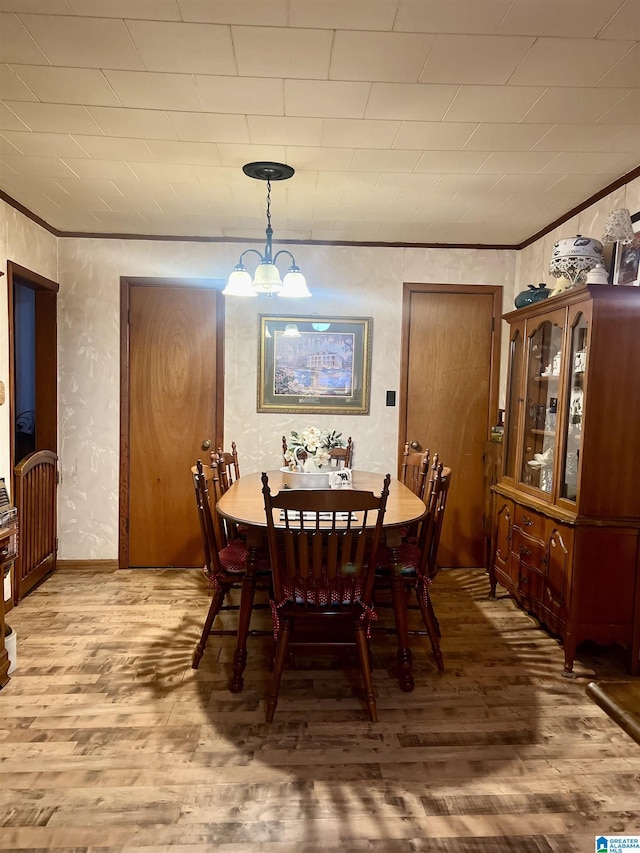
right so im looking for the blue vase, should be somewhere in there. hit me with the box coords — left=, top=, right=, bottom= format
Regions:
left=514, top=283, right=551, bottom=309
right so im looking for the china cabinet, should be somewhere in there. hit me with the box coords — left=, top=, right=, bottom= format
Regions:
left=489, top=285, right=640, bottom=675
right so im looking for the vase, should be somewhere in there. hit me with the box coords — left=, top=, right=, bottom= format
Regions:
left=514, top=282, right=551, bottom=309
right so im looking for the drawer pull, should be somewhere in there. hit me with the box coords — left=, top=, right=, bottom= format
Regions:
left=520, top=545, right=532, bottom=557
left=521, top=515, right=534, bottom=527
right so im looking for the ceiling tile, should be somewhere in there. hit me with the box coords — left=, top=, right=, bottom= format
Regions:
left=195, top=75, right=284, bottom=116
left=18, top=13, right=145, bottom=69
left=284, top=80, right=370, bottom=119
left=284, top=146, right=354, bottom=171
left=414, top=150, right=490, bottom=172
left=477, top=151, right=557, bottom=173
left=68, top=0, right=181, bottom=18
left=597, top=89, right=640, bottom=123
left=247, top=116, right=323, bottom=147
left=103, top=71, right=203, bottom=111
left=0, top=102, right=29, bottom=131
left=86, top=107, right=178, bottom=140
left=498, top=0, right=627, bottom=37
left=1, top=153, right=80, bottom=177
left=350, top=149, right=422, bottom=172
left=510, top=37, right=634, bottom=86
left=57, top=159, right=136, bottom=182
left=365, top=83, right=458, bottom=121
left=394, top=122, right=477, bottom=150
left=0, top=1, right=73, bottom=12
left=0, top=13, right=49, bottom=63
left=595, top=44, right=639, bottom=87
left=290, top=0, right=398, bottom=30
left=4, top=102, right=102, bottom=134
left=599, top=0, right=640, bottom=40
left=144, top=139, right=221, bottom=166
left=322, top=119, right=400, bottom=148
left=316, top=172, right=378, bottom=191
left=445, top=85, right=545, bottom=122
left=543, top=151, right=638, bottom=175
left=0, top=64, right=39, bottom=100
left=9, top=65, right=121, bottom=106
left=127, top=161, right=198, bottom=183
left=489, top=174, right=567, bottom=192
left=522, top=86, right=630, bottom=123
left=330, top=32, right=436, bottom=82
left=167, top=111, right=249, bottom=144
left=1, top=130, right=89, bottom=157
left=178, top=0, right=288, bottom=25
left=531, top=123, right=628, bottom=152
left=214, top=143, right=287, bottom=167
left=376, top=172, right=441, bottom=192
left=232, top=26, right=332, bottom=79
left=463, top=123, right=552, bottom=151
left=434, top=174, right=501, bottom=192
left=125, top=20, right=236, bottom=75
left=70, top=135, right=155, bottom=161
left=394, top=0, right=512, bottom=34
left=421, top=35, right=535, bottom=84
left=606, top=125, right=640, bottom=152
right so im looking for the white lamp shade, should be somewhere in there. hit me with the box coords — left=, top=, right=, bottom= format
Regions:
left=601, top=208, right=635, bottom=244
left=279, top=269, right=311, bottom=298
left=252, top=262, right=282, bottom=293
left=222, top=268, right=256, bottom=297
left=282, top=323, right=301, bottom=337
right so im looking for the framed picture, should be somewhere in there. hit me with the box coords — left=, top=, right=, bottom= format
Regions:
left=611, top=211, right=640, bottom=286
left=258, top=315, right=372, bottom=414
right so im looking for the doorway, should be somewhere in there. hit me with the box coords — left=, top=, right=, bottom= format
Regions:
left=399, top=283, right=502, bottom=568
left=6, top=261, right=59, bottom=603
left=119, top=278, right=224, bottom=569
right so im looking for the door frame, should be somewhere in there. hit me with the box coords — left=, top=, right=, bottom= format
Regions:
left=119, top=276, right=225, bottom=569
left=398, top=282, right=503, bottom=471
left=6, top=260, right=59, bottom=493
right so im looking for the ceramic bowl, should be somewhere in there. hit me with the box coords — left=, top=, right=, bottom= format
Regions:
left=280, top=466, right=331, bottom=489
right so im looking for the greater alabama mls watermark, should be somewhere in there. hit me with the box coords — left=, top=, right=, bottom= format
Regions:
left=596, top=837, right=640, bottom=852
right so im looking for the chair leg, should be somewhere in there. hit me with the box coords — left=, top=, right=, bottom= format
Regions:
left=427, top=593, right=442, bottom=638
left=416, top=583, right=444, bottom=674
left=192, top=583, right=228, bottom=669
left=229, top=571, right=257, bottom=693
left=266, top=618, right=291, bottom=723
left=354, top=622, right=378, bottom=723
left=390, top=575, right=414, bottom=692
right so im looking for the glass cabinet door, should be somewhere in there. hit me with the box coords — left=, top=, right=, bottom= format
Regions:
left=504, top=327, right=523, bottom=480
left=520, top=318, right=564, bottom=495
left=560, top=311, right=588, bottom=502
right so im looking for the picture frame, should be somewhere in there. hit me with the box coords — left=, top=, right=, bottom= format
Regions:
left=258, top=315, right=372, bottom=415
left=611, top=211, right=640, bottom=286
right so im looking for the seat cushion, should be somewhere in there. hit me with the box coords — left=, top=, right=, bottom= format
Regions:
left=375, top=541, right=419, bottom=578
left=219, top=538, right=271, bottom=575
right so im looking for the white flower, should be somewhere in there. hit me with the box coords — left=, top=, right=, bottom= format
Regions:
left=285, top=426, right=345, bottom=468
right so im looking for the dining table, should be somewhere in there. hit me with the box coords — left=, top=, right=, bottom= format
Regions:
left=217, top=469, right=427, bottom=693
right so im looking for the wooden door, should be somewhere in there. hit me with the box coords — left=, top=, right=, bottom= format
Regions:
left=400, top=284, right=501, bottom=568
left=120, top=279, right=224, bottom=568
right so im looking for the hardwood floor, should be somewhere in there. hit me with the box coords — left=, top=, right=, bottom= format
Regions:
left=0, top=566, right=638, bottom=852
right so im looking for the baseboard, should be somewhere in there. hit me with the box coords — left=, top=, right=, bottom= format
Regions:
left=56, top=559, right=119, bottom=571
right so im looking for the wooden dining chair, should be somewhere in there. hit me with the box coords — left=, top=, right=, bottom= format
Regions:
left=213, top=441, right=240, bottom=491
left=328, top=436, right=353, bottom=468
left=375, top=463, right=451, bottom=687
left=399, top=444, right=432, bottom=540
left=191, top=459, right=271, bottom=684
left=261, top=471, right=391, bottom=722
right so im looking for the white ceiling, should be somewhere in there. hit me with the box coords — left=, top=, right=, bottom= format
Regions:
left=0, top=0, right=638, bottom=247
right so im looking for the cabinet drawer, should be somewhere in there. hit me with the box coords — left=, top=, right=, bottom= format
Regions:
left=511, top=528, right=545, bottom=566
left=513, top=505, right=545, bottom=539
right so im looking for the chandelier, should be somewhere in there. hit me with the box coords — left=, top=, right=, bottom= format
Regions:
left=222, top=162, right=311, bottom=298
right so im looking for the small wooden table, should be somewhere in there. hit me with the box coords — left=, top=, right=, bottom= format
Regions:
left=218, top=469, right=426, bottom=692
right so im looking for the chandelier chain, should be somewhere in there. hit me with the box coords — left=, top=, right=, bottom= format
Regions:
left=266, top=179, right=272, bottom=231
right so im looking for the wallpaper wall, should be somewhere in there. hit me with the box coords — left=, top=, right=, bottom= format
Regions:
left=1, top=175, right=638, bottom=560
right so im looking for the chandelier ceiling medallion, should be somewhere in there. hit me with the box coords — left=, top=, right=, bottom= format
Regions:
left=222, top=162, right=311, bottom=298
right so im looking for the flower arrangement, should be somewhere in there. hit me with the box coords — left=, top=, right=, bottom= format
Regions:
left=284, top=426, right=345, bottom=471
